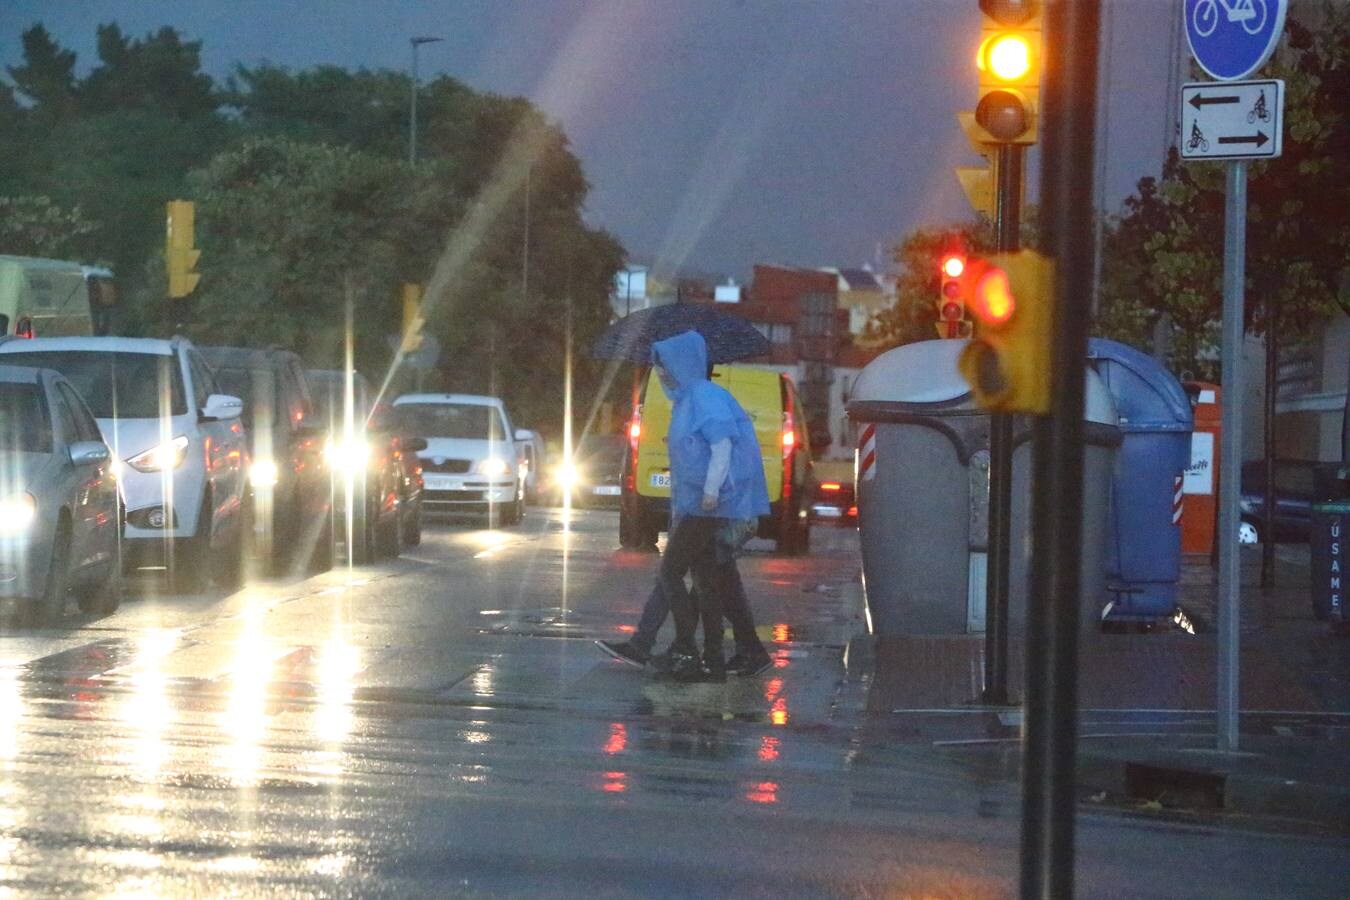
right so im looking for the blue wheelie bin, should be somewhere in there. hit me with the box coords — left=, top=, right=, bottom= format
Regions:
left=1087, top=339, right=1194, bottom=622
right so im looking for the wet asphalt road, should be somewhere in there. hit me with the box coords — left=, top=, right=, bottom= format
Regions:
left=0, top=508, right=1347, bottom=897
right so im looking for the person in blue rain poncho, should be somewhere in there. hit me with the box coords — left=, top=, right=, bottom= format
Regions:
left=605, top=330, right=769, bottom=682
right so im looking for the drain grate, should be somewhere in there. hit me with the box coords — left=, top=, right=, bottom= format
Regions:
left=1124, top=763, right=1226, bottom=810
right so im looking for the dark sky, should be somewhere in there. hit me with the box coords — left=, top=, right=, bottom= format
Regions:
left=0, top=0, right=1183, bottom=280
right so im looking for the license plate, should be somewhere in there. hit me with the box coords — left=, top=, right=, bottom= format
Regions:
left=424, top=475, right=457, bottom=490
left=649, top=472, right=671, bottom=489
left=592, top=485, right=621, bottom=496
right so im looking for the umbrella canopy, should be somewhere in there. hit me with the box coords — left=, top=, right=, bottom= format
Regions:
left=590, top=303, right=771, bottom=364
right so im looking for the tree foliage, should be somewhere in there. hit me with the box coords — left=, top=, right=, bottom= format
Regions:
left=0, top=195, right=98, bottom=259
left=1096, top=2, right=1350, bottom=375
left=0, top=23, right=624, bottom=436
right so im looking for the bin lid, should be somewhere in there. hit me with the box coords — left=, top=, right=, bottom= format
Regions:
left=1087, top=338, right=1192, bottom=432
left=849, top=340, right=973, bottom=406
left=847, top=339, right=1118, bottom=427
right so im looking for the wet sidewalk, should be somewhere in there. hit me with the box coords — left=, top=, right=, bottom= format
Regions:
left=847, top=543, right=1350, bottom=831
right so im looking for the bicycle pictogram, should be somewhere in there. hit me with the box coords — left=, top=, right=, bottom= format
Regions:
left=1247, top=89, right=1270, bottom=123
left=1187, top=121, right=1210, bottom=153
left=1192, top=0, right=1269, bottom=38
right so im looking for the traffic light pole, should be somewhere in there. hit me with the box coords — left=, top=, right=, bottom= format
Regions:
left=982, top=142, right=1023, bottom=706
left=1020, top=2, right=1099, bottom=898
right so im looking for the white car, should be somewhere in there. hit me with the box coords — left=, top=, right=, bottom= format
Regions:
left=0, top=364, right=121, bottom=625
left=0, top=336, right=248, bottom=591
left=394, top=393, right=525, bottom=525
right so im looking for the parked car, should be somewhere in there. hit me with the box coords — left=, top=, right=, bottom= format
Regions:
left=394, top=393, right=525, bottom=525
left=1239, top=459, right=1315, bottom=544
left=515, top=428, right=548, bottom=505
left=621, top=365, right=812, bottom=554
left=0, top=364, right=121, bottom=625
left=308, top=370, right=425, bottom=561
left=0, top=336, right=247, bottom=591
left=203, top=347, right=331, bottom=574
left=556, top=434, right=625, bottom=508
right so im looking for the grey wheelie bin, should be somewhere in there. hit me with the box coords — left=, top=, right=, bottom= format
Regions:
left=848, top=339, right=1120, bottom=637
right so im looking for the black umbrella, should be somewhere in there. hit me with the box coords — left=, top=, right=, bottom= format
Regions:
left=590, top=303, right=771, bottom=364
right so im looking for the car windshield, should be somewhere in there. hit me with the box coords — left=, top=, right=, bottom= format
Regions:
left=0, top=382, right=51, bottom=453
left=309, top=373, right=369, bottom=430
left=0, top=351, right=185, bottom=419
left=578, top=435, right=625, bottom=470
left=214, top=367, right=277, bottom=433
left=398, top=403, right=504, bottom=441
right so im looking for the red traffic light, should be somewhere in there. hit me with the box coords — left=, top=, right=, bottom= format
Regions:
left=941, top=254, right=966, bottom=279
left=971, top=265, right=1015, bottom=325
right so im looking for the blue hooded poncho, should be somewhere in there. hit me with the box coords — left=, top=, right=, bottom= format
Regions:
left=651, top=330, right=770, bottom=521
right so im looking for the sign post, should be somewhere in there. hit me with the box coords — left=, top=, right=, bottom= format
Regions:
left=1181, top=0, right=1287, bottom=755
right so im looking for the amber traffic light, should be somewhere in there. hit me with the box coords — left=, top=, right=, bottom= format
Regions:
left=974, top=0, right=1041, bottom=145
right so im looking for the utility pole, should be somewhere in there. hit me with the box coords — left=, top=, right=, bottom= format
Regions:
left=1020, top=2, right=1100, bottom=897
left=409, top=36, right=444, bottom=166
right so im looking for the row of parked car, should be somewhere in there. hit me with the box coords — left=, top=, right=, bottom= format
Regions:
left=0, top=334, right=539, bottom=627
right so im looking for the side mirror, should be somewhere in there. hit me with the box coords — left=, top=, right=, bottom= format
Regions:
left=514, top=428, right=532, bottom=441
left=201, top=393, right=244, bottom=422
left=402, top=436, right=428, bottom=453
left=69, top=441, right=111, bottom=466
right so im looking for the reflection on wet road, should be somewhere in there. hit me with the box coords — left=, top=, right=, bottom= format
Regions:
left=0, top=510, right=1344, bottom=896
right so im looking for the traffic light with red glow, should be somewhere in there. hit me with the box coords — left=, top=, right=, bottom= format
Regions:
left=938, top=248, right=968, bottom=338
left=958, top=249, right=1052, bottom=413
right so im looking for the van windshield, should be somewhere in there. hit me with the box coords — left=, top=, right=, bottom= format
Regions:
left=0, top=351, right=186, bottom=419
left=0, top=382, right=51, bottom=453
left=398, top=403, right=505, bottom=441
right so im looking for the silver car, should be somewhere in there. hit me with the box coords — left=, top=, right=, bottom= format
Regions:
left=0, top=365, right=121, bottom=626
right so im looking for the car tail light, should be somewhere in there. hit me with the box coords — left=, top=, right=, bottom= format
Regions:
left=781, top=411, right=795, bottom=451
left=14, top=317, right=33, bottom=339
left=625, top=407, right=642, bottom=491
left=781, top=410, right=794, bottom=500
left=820, top=482, right=841, bottom=492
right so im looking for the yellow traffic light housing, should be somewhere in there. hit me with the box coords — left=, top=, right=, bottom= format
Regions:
left=165, top=200, right=201, bottom=299
left=958, top=249, right=1053, bottom=414
left=975, top=0, right=1041, bottom=145
left=401, top=282, right=425, bottom=353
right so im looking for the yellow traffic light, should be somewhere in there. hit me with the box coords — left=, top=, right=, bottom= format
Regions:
left=980, top=33, right=1033, bottom=82
left=401, top=282, right=425, bottom=352
left=974, top=0, right=1041, bottom=145
left=165, top=200, right=201, bottom=299
left=957, top=249, right=1053, bottom=414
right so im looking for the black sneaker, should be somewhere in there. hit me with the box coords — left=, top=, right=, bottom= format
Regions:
left=649, top=650, right=675, bottom=675
left=701, top=652, right=727, bottom=684
left=656, top=649, right=704, bottom=682
left=595, top=640, right=649, bottom=669
left=726, top=651, right=773, bottom=677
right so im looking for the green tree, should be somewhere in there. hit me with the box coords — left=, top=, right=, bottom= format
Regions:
left=0, top=195, right=98, bottom=259
left=1096, top=3, right=1350, bottom=374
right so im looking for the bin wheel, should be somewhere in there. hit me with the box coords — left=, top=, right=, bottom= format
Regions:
left=1237, top=519, right=1261, bottom=545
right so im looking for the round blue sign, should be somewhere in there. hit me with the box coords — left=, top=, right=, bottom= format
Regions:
left=1184, top=0, right=1288, bottom=81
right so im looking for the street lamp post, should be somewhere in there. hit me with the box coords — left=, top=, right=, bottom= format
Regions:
left=409, top=36, right=444, bottom=166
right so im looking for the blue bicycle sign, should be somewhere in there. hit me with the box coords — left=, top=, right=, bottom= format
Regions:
left=1185, top=0, right=1288, bottom=81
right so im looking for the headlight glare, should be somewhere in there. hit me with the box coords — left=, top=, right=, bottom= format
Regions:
left=325, top=439, right=371, bottom=472
left=126, top=435, right=189, bottom=473
left=0, top=493, right=36, bottom=534
left=249, top=459, right=280, bottom=488
left=477, top=457, right=510, bottom=477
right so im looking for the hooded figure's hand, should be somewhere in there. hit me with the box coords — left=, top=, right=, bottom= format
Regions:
left=701, top=492, right=718, bottom=512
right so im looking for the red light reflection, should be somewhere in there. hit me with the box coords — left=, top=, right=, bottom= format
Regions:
left=602, top=771, right=627, bottom=793
left=603, top=723, right=627, bottom=756
left=772, top=624, right=790, bottom=643
left=745, top=781, right=778, bottom=804
left=617, top=624, right=636, bottom=634
left=758, top=735, right=779, bottom=762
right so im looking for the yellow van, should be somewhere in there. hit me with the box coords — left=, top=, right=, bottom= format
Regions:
left=0, top=256, right=99, bottom=338
left=619, top=364, right=813, bottom=554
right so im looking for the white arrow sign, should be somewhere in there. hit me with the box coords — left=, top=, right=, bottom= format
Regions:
left=1180, top=79, right=1283, bottom=161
